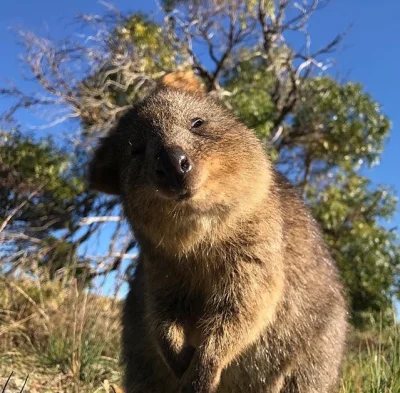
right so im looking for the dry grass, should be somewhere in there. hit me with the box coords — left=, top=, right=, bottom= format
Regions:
left=0, top=277, right=122, bottom=392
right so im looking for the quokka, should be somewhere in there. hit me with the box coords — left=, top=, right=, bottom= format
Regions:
left=89, top=71, right=348, bottom=393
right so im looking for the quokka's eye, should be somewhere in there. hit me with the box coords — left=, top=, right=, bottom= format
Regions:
left=191, top=118, right=204, bottom=129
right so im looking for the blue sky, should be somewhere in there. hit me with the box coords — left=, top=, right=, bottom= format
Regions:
left=1, top=1, right=399, bottom=295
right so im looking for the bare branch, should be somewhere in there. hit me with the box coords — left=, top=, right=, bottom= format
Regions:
left=78, top=216, right=122, bottom=225
left=0, top=190, right=39, bottom=233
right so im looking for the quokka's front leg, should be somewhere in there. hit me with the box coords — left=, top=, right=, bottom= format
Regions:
left=178, top=263, right=284, bottom=393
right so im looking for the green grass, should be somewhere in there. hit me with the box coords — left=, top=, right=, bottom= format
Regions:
left=340, top=323, right=400, bottom=393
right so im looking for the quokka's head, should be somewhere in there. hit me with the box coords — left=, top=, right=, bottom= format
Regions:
left=88, top=72, right=271, bottom=241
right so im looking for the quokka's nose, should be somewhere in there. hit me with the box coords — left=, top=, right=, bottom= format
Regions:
left=155, top=147, right=192, bottom=191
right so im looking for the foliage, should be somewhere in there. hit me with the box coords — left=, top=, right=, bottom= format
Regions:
left=309, top=174, right=399, bottom=327
left=291, top=77, right=390, bottom=171
left=0, top=131, right=94, bottom=282
left=0, top=130, right=83, bottom=220
left=223, top=58, right=276, bottom=140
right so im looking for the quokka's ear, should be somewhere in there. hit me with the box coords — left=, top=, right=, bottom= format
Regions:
left=88, top=133, right=120, bottom=195
left=158, top=70, right=206, bottom=95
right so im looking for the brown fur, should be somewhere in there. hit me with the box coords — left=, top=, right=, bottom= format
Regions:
left=159, top=71, right=205, bottom=95
left=89, top=73, right=348, bottom=393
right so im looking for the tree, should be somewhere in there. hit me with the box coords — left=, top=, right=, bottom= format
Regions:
left=1, top=0, right=398, bottom=327
left=0, top=131, right=81, bottom=278
left=309, top=173, right=399, bottom=327
left=0, top=129, right=131, bottom=286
